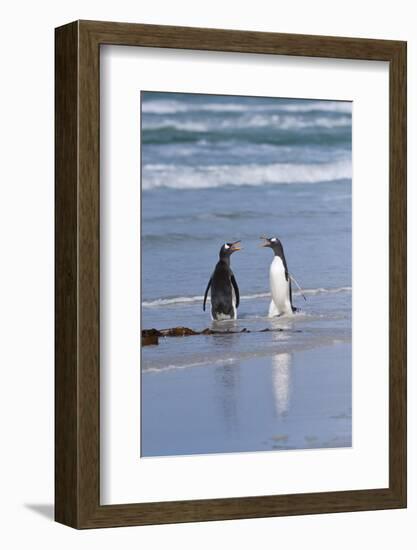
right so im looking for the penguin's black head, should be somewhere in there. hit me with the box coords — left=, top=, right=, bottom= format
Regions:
left=219, top=241, right=241, bottom=258
left=260, top=236, right=282, bottom=251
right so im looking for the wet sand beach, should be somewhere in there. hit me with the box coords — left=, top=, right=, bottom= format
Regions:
left=141, top=342, right=351, bottom=457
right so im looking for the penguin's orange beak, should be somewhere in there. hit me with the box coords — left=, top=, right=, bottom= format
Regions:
left=259, top=236, right=270, bottom=248
left=230, top=241, right=242, bottom=252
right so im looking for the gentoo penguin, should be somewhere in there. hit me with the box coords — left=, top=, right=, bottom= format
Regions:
left=260, top=236, right=296, bottom=317
left=203, top=241, right=241, bottom=321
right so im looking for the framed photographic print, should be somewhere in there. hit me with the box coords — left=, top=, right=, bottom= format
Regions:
left=55, top=20, right=406, bottom=528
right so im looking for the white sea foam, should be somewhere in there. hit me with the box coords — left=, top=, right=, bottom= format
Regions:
left=143, top=357, right=238, bottom=374
left=142, top=114, right=351, bottom=132
left=142, top=159, right=352, bottom=190
left=142, top=99, right=352, bottom=115
left=142, top=286, right=352, bottom=307
left=143, top=120, right=209, bottom=132
left=281, top=101, right=352, bottom=113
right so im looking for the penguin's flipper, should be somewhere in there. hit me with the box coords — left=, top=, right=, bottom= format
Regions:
left=289, top=281, right=297, bottom=313
left=289, top=278, right=294, bottom=310
left=203, top=277, right=212, bottom=311
left=231, top=274, right=240, bottom=308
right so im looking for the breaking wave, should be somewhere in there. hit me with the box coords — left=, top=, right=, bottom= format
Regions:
left=142, top=115, right=352, bottom=132
left=142, top=99, right=352, bottom=115
left=142, top=159, right=351, bottom=190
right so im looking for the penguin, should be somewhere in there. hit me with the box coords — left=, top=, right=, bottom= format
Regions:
left=260, top=236, right=296, bottom=317
left=203, top=241, right=241, bottom=321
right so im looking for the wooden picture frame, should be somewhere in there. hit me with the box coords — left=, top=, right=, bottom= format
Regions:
left=55, top=20, right=407, bottom=529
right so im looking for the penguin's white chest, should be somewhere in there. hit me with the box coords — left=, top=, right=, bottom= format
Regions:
left=269, top=257, right=292, bottom=316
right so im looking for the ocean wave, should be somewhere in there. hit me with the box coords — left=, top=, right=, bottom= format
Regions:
left=142, top=127, right=351, bottom=147
left=142, top=286, right=352, bottom=307
left=143, top=232, right=211, bottom=244
left=282, top=102, right=352, bottom=113
left=143, top=120, right=209, bottom=132
left=142, top=210, right=262, bottom=225
left=142, top=159, right=351, bottom=190
left=142, top=99, right=352, bottom=115
left=142, top=114, right=351, bottom=133
left=143, top=357, right=238, bottom=374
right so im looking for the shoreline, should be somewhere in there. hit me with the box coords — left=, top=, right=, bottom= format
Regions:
left=142, top=332, right=351, bottom=374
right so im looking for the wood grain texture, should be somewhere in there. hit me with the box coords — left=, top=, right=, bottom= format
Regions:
left=388, top=41, right=407, bottom=504
left=55, top=21, right=79, bottom=527
left=55, top=20, right=407, bottom=529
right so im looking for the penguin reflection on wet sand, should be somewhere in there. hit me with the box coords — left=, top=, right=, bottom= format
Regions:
left=203, top=241, right=241, bottom=321
left=260, top=236, right=297, bottom=317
